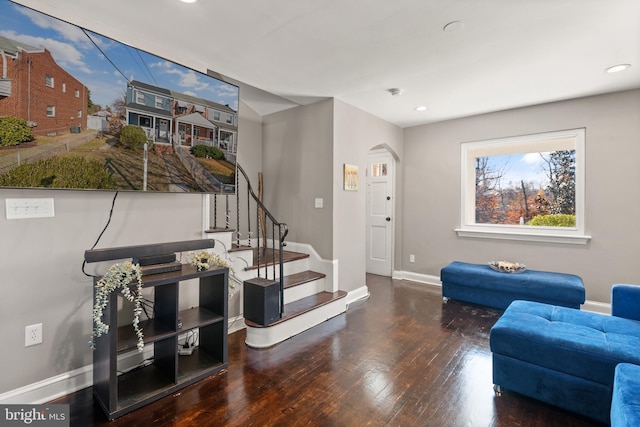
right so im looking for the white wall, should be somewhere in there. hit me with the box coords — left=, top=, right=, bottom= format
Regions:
left=401, top=89, right=640, bottom=303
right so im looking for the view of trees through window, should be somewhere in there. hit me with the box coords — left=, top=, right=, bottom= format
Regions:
left=475, top=149, right=576, bottom=227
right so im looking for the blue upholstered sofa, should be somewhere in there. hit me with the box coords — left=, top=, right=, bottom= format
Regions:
left=490, top=284, right=640, bottom=424
left=611, top=363, right=640, bottom=426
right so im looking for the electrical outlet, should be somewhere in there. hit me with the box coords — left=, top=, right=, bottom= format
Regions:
left=25, top=323, right=43, bottom=347
left=410, top=254, right=415, bottom=263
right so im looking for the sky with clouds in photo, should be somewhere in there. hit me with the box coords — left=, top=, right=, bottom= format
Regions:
left=485, top=152, right=552, bottom=190
left=0, top=1, right=239, bottom=111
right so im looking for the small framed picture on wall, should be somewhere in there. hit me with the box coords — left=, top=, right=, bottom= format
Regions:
left=344, top=164, right=358, bottom=191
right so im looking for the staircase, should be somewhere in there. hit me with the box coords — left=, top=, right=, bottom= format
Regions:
left=203, top=164, right=348, bottom=348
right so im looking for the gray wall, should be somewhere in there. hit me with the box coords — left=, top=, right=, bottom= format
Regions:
left=333, top=99, right=402, bottom=292
left=262, top=99, right=335, bottom=259
left=215, top=99, right=263, bottom=318
left=261, top=98, right=403, bottom=292
left=0, top=190, right=205, bottom=393
left=0, top=98, right=261, bottom=395
left=401, top=89, right=640, bottom=303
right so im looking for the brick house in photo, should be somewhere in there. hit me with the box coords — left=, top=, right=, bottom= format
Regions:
left=0, top=35, right=88, bottom=136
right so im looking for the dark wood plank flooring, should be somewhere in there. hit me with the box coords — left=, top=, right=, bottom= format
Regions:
left=52, top=274, right=604, bottom=426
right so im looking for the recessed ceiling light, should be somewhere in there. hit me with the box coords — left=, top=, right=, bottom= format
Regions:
left=415, top=106, right=428, bottom=112
left=606, top=64, right=631, bottom=73
left=180, top=0, right=197, bottom=3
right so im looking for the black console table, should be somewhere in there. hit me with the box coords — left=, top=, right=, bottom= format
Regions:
left=86, top=240, right=228, bottom=420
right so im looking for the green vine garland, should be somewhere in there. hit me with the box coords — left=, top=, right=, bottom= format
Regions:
left=92, top=261, right=144, bottom=352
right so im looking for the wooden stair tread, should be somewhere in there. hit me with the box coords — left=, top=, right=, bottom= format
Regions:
left=283, top=271, right=326, bottom=289
left=247, top=248, right=309, bottom=269
left=205, top=228, right=236, bottom=233
left=245, top=290, right=347, bottom=328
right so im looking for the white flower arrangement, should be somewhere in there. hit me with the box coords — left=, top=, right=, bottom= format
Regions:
left=188, top=250, right=232, bottom=272
left=92, top=261, right=145, bottom=352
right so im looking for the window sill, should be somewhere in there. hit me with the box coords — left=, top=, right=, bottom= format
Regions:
left=454, top=228, right=591, bottom=245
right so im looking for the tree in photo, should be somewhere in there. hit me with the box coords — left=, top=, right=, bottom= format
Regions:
left=475, top=157, right=507, bottom=223
left=537, top=150, right=576, bottom=215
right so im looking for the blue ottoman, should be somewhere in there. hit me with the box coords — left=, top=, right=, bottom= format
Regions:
left=611, top=363, right=640, bottom=427
left=440, top=261, right=585, bottom=310
left=490, top=300, right=640, bottom=423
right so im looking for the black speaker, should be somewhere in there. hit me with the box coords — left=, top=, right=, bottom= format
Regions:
left=243, top=278, right=280, bottom=326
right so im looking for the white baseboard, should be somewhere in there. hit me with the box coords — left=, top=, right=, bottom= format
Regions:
left=393, top=270, right=441, bottom=286
left=0, top=316, right=244, bottom=405
left=2, top=273, right=610, bottom=405
left=228, top=314, right=246, bottom=334
left=346, top=285, right=370, bottom=307
left=392, top=269, right=612, bottom=314
left=0, top=345, right=153, bottom=405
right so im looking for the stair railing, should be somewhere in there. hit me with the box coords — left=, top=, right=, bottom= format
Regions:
left=212, top=163, right=288, bottom=316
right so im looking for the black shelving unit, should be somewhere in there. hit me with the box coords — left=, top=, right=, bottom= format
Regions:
left=92, top=264, right=228, bottom=420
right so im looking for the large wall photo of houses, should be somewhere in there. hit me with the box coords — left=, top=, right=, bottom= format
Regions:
left=0, top=0, right=239, bottom=193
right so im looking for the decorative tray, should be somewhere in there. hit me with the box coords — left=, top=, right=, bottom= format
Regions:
left=489, top=261, right=527, bottom=274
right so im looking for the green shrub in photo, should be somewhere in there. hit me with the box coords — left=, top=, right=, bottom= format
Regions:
left=0, top=156, right=115, bottom=189
left=0, top=116, right=33, bottom=147
left=119, top=125, right=148, bottom=150
left=191, top=144, right=224, bottom=160
left=527, top=214, right=576, bottom=227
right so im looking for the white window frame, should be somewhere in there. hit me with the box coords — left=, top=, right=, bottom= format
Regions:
left=46, top=105, right=55, bottom=117
left=45, top=74, right=54, bottom=88
left=74, top=89, right=80, bottom=98
left=155, top=96, right=163, bottom=109
left=455, top=128, right=590, bottom=244
left=62, top=83, right=66, bottom=93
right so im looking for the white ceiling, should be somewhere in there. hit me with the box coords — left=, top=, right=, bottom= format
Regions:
left=13, top=0, right=640, bottom=128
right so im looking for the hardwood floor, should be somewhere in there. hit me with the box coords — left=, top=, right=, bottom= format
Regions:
left=53, top=275, right=604, bottom=426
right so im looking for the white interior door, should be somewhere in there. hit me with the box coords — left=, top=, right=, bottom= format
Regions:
left=366, top=151, right=394, bottom=276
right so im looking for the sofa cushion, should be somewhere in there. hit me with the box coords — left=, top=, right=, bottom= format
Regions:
left=490, top=300, right=640, bottom=385
left=611, top=363, right=640, bottom=427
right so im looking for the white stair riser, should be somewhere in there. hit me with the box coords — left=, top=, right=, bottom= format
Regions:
left=244, top=298, right=347, bottom=349
left=205, top=231, right=234, bottom=252
left=246, top=258, right=309, bottom=279
left=284, top=278, right=325, bottom=304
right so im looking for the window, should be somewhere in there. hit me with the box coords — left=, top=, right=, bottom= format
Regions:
left=62, top=83, right=66, bottom=93
left=371, top=163, right=388, bottom=177
left=213, top=111, right=220, bottom=121
left=77, top=110, right=82, bottom=118
left=46, top=105, right=55, bottom=117
left=138, top=115, right=151, bottom=128
left=136, top=91, right=145, bottom=104
left=74, top=89, right=80, bottom=98
left=45, top=74, right=54, bottom=88
left=456, top=128, right=589, bottom=244
left=155, top=96, right=163, bottom=109
left=226, top=114, right=232, bottom=124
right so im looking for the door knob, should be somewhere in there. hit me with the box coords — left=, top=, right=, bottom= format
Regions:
left=386, top=217, right=391, bottom=221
